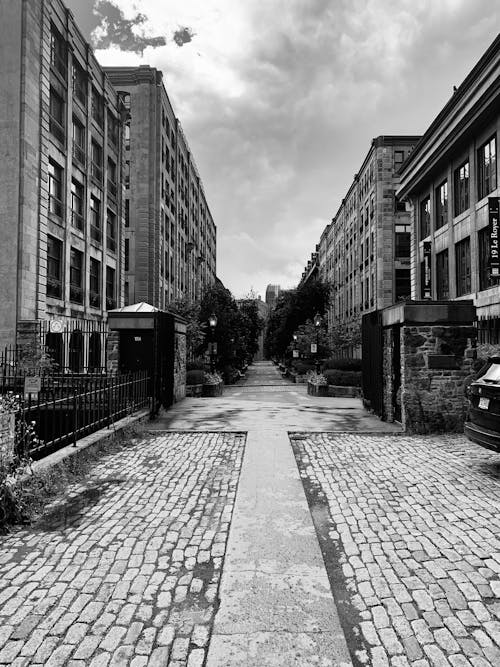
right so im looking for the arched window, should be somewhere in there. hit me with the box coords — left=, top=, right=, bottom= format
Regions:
left=68, top=330, right=83, bottom=373
left=45, top=332, right=63, bottom=370
left=88, top=332, right=101, bottom=372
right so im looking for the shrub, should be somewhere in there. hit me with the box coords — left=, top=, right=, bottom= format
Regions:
left=186, top=369, right=205, bottom=385
left=187, top=359, right=206, bottom=372
left=322, top=358, right=362, bottom=372
left=323, top=369, right=362, bottom=386
left=306, top=371, right=327, bottom=386
left=292, top=361, right=316, bottom=375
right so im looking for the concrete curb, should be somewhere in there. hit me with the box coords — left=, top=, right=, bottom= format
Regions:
left=28, top=408, right=150, bottom=476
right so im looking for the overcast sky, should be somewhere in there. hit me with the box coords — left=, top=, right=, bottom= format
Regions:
left=66, top=0, right=499, bottom=300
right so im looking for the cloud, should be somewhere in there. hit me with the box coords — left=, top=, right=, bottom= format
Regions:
left=92, top=0, right=500, bottom=298
left=92, top=1, right=166, bottom=55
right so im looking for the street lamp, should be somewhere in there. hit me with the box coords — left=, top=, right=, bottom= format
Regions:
left=313, top=312, right=322, bottom=373
left=209, top=313, right=217, bottom=372
left=292, top=334, right=298, bottom=360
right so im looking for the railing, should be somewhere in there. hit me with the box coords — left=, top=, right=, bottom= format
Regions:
left=17, top=371, right=150, bottom=460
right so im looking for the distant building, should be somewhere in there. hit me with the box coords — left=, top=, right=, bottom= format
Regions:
left=265, top=284, right=281, bottom=310
left=104, top=66, right=217, bottom=309
left=397, top=34, right=500, bottom=344
left=0, top=0, right=125, bottom=370
left=301, top=136, right=420, bottom=350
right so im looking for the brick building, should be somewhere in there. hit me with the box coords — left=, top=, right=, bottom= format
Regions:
left=310, top=136, right=420, bottom=344
left=0, top=0, right=125, bottom=370
left=104, top=67, right=217, bottom=309
left=397, top=35, right=500, bottom=344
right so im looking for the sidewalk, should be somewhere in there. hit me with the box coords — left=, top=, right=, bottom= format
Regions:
left=153, top=361, right=399, bottom=666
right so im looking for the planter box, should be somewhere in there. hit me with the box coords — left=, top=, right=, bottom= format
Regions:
left=202, top=382, right=224, bottom=397
left=307, top=382, right=361, bottom=397
left=307, top=382, right=329, bottom=397
left=186, top=383, right=203, bottom=397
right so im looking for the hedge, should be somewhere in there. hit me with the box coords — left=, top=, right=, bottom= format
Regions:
left=323, top=369, right=362, bottom=386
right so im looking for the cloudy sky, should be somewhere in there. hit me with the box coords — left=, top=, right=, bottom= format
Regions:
left=66, top=0, right=499, bottom=300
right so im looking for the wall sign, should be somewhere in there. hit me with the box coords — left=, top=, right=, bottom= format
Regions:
left=489, top=197, right=500, bottom=279
left=423, top=241, right=432, bottom=298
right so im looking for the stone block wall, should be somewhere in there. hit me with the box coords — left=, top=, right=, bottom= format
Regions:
left=382, top=328, right=395, bottom=423
left=400, top=324, right=477, bottom=433
left=106, top=331, right=120, bottom=375
left=173, top=320, right=187, bottom=402
left=0, top=413, right=15, bottom=465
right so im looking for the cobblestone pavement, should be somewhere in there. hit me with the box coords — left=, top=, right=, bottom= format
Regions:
left=291, top=432, right=500, bottom=667
left=0, top=431, right=245, bottom=666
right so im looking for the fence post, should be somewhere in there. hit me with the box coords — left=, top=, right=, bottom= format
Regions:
left=73, top=389, right=78, bottom=447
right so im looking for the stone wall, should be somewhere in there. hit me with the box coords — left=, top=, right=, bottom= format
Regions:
left=106, top=331, right=120, bottom=375
left=400, top=324, right=477, bottom=433
left=0, top=412, right=15, bottom=465
left=382, top=328, right=395, bottom=423
left=173, top=320, right=187, bottom=402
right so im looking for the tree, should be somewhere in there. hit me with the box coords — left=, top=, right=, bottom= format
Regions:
left=166, top=299, right=206, bottom=361
left=329, top=315, right=362, bottom=354
left=238, top=299, right=265, bottom=361
left=287, top=319, right=331, bottom=359
left=264, top=279, right=330, bottom=359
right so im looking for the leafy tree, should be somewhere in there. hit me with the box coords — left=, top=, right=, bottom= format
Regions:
left=264, top=279, right=330, bottom=359
left=287, top=319, right=331, bottom=359
left=329, top=315, right=362, bottom=353
left=238, top=299, right=265, bottom=361
left=166, top=298, right=206, bottom=361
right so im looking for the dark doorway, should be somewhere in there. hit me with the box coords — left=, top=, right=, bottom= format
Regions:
left=119, top=331, right=154, bottom=374
left=45, top=332, right=63, bottom=370
left=68, top=330, right=83, bottom=373
left=88, top=332, right=102, bottom=372
left=392, top=326, right=402, bottom=422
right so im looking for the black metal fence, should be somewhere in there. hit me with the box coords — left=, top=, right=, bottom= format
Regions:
left=16, top=371, right=150, bottom=460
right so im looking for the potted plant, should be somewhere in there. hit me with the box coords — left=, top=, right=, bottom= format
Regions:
left=203, top=371, right=224, bottom=397
left=306, top=371, right=329, bottom=396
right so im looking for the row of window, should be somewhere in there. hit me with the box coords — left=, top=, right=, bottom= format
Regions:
left=47, top=236, right=116, bottom=309
left=420, top=136, right=497, bottom=238
left=48, top=159, right=117, bottom=250
left=421, top=228, right=493, bottom=299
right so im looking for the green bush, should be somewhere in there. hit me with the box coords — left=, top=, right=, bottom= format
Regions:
left=323, top=370, right=362, bottom=386
left=292, top=361, right=316, bottom=375
left=322, top=358, right=362, bottom=372
left=186, top=369, right=205, bottom=385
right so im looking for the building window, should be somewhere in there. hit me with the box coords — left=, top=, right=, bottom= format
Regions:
left=70, top=179, right=84, bottom=232
left=395, top=232, right=410, bottom=259
left=72, top=61, right=87, bottom=107
left=435, top=181, right=448, bottom=230
left=107, top=158, right=117, bottom=199
left=125, top=238, right=129, bottom=271
left=91, top=86, right=104, bottom=128
left=46, top=236, right=62, bottom=299
left=478, top=136, right=497, bottom=200
left=455, top=237, right=471, bottom=296
left=436, top=249, right=449, bottom=299
left=107, top=110, right=118, bottom=147
left=69, top=248, right=84, bottom=304
left=72, top=118, right=86, bottom=165
left=91, top=141, right=103, bottom=182
left=420, top=197, right=430, bottom=239
left=394, top=150, right=404, bottom=168
left=454, top=161, right=469, bottom=216
left=90, top=195, right=101, bottom=243
left=50, top=24, right=67, bottom=80
left=106, top=267, right=116, bottom=310
left=68, top=330, right=83, bottom=373
left=479, top=227, right=492, bottom=291
left=395, top=269, right=410, bottom=301
left=48, top=159, right=63, bottom=218
left=89, top=258, right=101, bottom=308
left=106, top=209, right=116, bottom=253
left=49, top=88, right=65, bottom=143
left=125, top=199, right=130, bottom=227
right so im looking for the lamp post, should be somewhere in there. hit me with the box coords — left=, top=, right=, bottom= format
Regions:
left=208, top=313, right=217, bottom=372
left=313, top=312, right=322, bottom=374
left=292, top=334, right=298, bottom=360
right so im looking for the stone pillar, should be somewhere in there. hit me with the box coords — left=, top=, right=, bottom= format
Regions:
left=0, top=412, right=15, bottom=465
left=106, top=330, right=120, bottom=375
left=173, top=318, right=186, bottom=402
left=401, top=324, right=477, bottom=433
left=16, top=320, right=42, bottom=372
left=382, top=328, right=395, bottom=423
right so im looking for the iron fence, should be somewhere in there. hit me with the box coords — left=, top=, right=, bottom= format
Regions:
left=16, top=371, right=150, bottom=460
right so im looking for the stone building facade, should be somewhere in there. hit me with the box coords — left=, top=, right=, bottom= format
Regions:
left=318, top=136, right=420, bottom=345
left=397, top=35, right=500, bottom=345
left=0, top=0, right=125, bottom=370
left=104, top=67, right=217, bottom=310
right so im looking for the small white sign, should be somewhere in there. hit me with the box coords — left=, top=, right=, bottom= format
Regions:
left=310, top=343, right=317, bottom=354
left=24, top=376, right=41, bottom=397
left=293, top=350, right=299, bottom=358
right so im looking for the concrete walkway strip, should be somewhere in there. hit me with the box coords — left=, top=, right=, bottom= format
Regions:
left=206, top=424, right=352, bottom=665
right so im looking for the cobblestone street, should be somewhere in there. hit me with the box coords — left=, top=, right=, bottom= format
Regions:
left=0, top=432, right=245, bottom=666
left=291, top=432, right=500, bottom=667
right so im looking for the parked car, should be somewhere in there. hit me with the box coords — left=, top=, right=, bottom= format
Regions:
left=464, top=357, right=500, bottom=451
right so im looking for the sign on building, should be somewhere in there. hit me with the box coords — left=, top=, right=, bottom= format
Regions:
left=423, top=241, right=432, bottom=298
left=489, top=197, right=500, bottom=279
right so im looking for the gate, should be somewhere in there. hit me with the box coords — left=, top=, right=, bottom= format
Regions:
left=361, top=311, right=384, bottom=418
